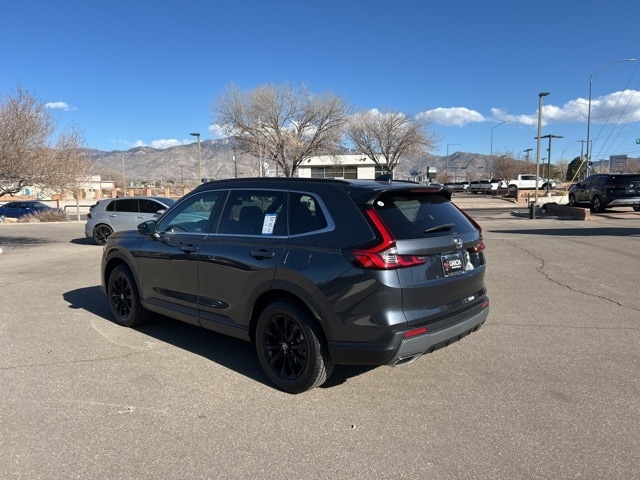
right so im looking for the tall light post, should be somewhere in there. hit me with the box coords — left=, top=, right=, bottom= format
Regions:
left=446, top=143, right=460, bottom=180
left=585, top=58, right=635, bottom=177
left=490, top=121, right=510, bottom=158
left=190, top=132, right=202, bottom=183
left=121, top=154, right=126, bottom=197
left=233, top=148, right=238, bottom=178
left=523, top=148, right=533, bottom=169
left=534, top=92, right=550, bottom=217
left=490, top=120, right=509, bottom=180
left=536, top=134, right=563, bottom=194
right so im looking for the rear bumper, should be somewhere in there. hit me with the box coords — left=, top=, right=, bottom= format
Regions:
left=606, top=197, right=640, bottom=207
left=328, top=299, right=489, bottom=366
left=388, top=305, right=488, bottom=366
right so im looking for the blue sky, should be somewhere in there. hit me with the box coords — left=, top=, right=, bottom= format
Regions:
left=3, top=0, right=640, bottom=165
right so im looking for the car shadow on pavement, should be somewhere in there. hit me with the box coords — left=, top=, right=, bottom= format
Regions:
left=63, top=285, right=375, bottom=392
left=70, top=237, right=96, bottom=245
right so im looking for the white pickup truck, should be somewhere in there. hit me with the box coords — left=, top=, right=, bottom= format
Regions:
left=507, top=174, right=554, bottom=192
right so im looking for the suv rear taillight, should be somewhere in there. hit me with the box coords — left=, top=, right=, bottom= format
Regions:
left=349, top=208, right=427, bottom=270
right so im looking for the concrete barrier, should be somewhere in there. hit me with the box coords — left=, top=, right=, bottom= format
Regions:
left=544, top=203, right=590, bottom=220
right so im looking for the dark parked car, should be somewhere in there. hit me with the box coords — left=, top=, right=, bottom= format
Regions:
left=0, top=200, right=57, bottom=221
left=101, top=178, right=489, bottom=393
left=568, top=173, right=640, bottom=212
left=85, top=196, right=175, bottom=245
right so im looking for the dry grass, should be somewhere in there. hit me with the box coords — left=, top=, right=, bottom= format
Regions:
left=17, top=210, right=69, bottom=223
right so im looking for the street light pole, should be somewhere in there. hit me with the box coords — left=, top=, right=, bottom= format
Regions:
left=490, top=121, right=509, bottom=181
left=523, top=148, right=533, bottom=169
left=446, top=143, right=460, bottom=180
left=490, top=121, right=510, bottom=158
left=233, top=148, right=238, bottom=178
left=121, top=154, right=126, bottom=197
left=534, top=92, right=550, bottom=217
left=585, top=58, right=635, bottom=178
left=535, top=134, right=563, bottom=194
left=190, top=132, right=202, bottom=183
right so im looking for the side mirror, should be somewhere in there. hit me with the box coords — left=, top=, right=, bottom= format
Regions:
left=138, top=220, right=158, bottom=236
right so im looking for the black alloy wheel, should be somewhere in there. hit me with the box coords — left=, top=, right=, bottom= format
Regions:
left=93, top=224, right=114, bottom=245
left=107, top=265, right=148, bottom=327
left=255, top=300, right=333, bottom=393
left=591, top=195, right=604, bottom=213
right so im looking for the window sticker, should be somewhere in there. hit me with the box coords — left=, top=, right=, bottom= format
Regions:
left=262, top=213, right=277, bottom=235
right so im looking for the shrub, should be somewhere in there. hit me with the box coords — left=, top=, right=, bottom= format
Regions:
left=18, top=209, right=68, bottom=223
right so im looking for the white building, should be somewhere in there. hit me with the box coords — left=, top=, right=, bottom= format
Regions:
left=297, top=154, right=383, bottom=179
left=296, top=154, right=436, bottom=182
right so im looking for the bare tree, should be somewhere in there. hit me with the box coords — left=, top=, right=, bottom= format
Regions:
left=0, top=86, right=54, bottom=196
left=49, top=126, right=93, bottom=220
left=345, top=110, right=438, bottom=175
left=490, top=152, right=522, bottom=181
left=212, top=83, right=351, bottom=177
left=0, top=86, right=90, bottom=202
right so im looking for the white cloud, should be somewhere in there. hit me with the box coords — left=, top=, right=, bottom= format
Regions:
left=419, top=107, right=485, bottom=126
left=209, top=123, right=227, bottom=139
left=417, top=89, right=640, bottom=129
left=150, top=139, right=183, bottom=149
left=45, top=101, right=76, bottom=111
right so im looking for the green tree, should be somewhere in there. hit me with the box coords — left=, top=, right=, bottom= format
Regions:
left=565, top=157, right=583, bottom=182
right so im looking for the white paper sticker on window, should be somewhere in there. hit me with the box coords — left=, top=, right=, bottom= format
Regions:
left=262, top=213, right=277, bottom=235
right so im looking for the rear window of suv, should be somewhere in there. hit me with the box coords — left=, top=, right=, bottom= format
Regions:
left=373, top=192, right=477, bottom=239
left=610, top=174, right=640, bottom=187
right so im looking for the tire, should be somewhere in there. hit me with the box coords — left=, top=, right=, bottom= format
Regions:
left=633, top=206, right=640, bottom=212
left=508, top=185, right=517, bottom=193
left=591, top=195, right=604, bottom=213
left=255, top=300, right=334, bottom=393
left=568, top=194, right=576, bottom=207
left=107, top=265, right=148, bottom=327
left=93, top=224, right=114, bottom=245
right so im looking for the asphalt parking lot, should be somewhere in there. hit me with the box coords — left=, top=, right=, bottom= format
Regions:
left=1, top=202, right=639, bottom=480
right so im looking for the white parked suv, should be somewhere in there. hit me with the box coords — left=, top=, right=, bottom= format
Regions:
left=85, top=196, right=175, bottom=245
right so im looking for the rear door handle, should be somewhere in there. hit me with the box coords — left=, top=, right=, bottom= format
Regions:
left=250, top=249, right=275, bottom=259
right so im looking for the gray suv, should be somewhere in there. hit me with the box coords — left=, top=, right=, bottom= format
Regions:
left=85, top=196, right=175, bottom=244
left=101, top=178, right=489, bottom=393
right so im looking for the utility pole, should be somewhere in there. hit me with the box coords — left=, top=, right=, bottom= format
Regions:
left=536, top=134, right=563, bottom=194
left=524, top=148, right=533, bottom=170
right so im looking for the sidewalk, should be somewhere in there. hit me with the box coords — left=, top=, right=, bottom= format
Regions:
left=451, top=194, right=519, bottom=209
left=451, top=192, right=568, bottom=209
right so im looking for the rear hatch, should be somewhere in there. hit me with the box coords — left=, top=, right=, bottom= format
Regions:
left=360, top=188, right=487, bottom=328
left=609, top=175, right=640, bottom=199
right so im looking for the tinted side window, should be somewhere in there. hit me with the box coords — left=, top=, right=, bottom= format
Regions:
left=289, top=192, right=328, bottom=235
left=158, top=191, right=222, bottom=233
left=218, top=190, right=284, bottom=235
left=374, top=192, right=476, bottom=239
left=139, top=199, right=164, bottom=214
left=114, top=199, right=138, bottom=212
left=105, top=200, right=116, bottom=212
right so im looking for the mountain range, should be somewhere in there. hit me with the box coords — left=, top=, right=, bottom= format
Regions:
left=87, top=139, right=636, bottom=185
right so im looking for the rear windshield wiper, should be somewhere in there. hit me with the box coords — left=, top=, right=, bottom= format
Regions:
left=424, top=223, right=455, bottom=234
